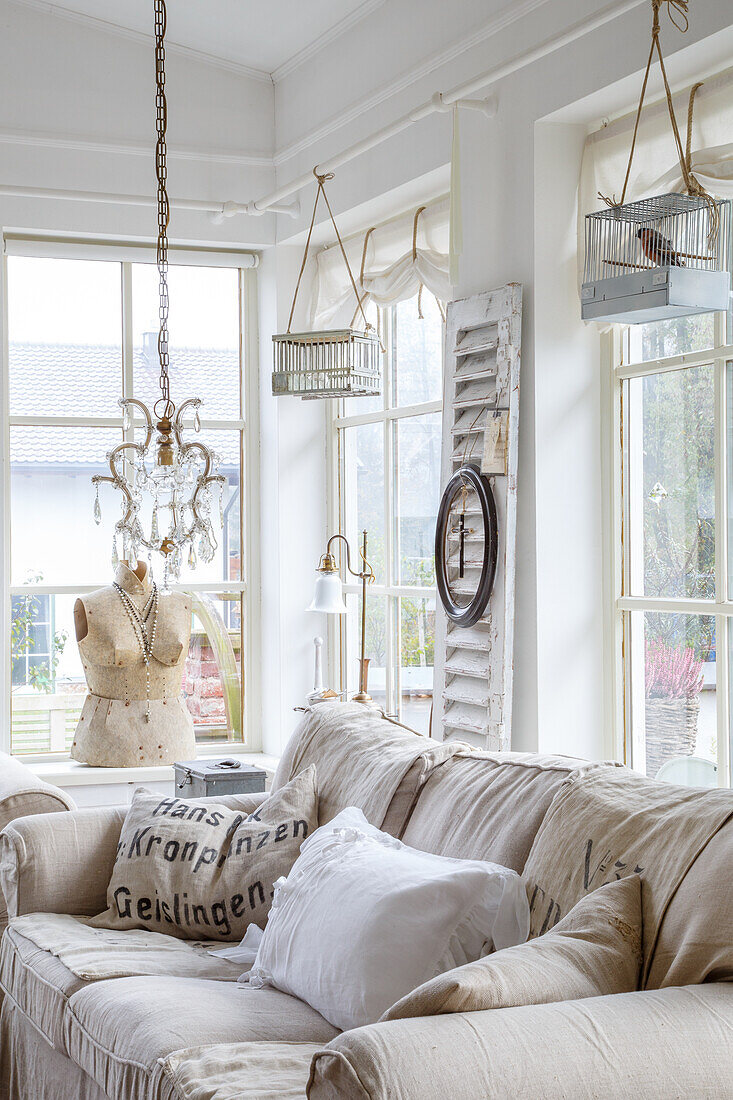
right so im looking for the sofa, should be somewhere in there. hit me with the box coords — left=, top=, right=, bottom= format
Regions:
left=0, top=701, right=731, bottom=1099
left=0, top=751, right=75, bottom=936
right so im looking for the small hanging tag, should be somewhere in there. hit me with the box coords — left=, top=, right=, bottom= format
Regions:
left=481, top=411, right=508, bottom=476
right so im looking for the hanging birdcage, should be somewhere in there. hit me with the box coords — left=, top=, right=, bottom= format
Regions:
left=272, top=169, right=382, bottom=400
left=581, top=0, right=733, bottom=325
left=272, top=328, right=380, bottom=399
left=582, top=192, right=732, bottom=323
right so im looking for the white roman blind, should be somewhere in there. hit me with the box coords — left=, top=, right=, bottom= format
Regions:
left=578, top=67, right=733, bottom=285
left=310, top=197, right=451, bottom=329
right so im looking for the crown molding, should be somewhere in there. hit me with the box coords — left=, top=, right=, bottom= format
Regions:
left=271, top=0, right=388, bottom=83
left=9, top=0, right=274, bottom=83
left=0, top=126, right=273, bottom=168
left=273, top=0, right=552, bottom=166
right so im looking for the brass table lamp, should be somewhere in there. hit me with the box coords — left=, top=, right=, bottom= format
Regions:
left=308, top=530, right=375, bottom=703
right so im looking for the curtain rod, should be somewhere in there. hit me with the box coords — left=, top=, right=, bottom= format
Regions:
left=315, top=193, right=450, bottom=257
left=587, top=64, right=733, bottom=144
left=240, top=0, right=647, bottom=219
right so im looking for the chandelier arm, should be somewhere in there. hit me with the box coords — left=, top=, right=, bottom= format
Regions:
left=172, top=398, right=202, bottom=445
left=120, top=398, right=154, bottom=450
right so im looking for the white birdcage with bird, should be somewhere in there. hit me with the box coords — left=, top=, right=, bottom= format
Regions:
left=582, top=192, right=732, bottom=324
left=581, top=0, right=733, bottom=325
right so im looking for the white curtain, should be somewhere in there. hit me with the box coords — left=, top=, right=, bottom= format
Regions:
left=578, top=67, right=733, bottom=287
left=309, top=197, right=451, bottom=330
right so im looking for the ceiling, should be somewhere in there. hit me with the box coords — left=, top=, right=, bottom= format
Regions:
left=19, top=0, right=384, bottom=77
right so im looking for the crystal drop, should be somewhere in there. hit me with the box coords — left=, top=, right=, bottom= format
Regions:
left=122, top=405, right=132, bottom=431
left=150, top=508, right=159, bottom=543
left=218, top=492, right=224, bottom=527
left=194, top=407, right=201, bottom=433
left=188, top=543, right=197, bottom=568
left=111, top=535, right=119, bottom=568
left=93, top=486, right=101, bottom=526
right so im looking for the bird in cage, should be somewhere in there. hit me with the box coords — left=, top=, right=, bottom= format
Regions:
left=637, top=227, right=685, bottom=267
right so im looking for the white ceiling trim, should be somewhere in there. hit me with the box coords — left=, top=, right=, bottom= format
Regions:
left=9, top=0, right=274, bottom=82
left=271, top=0, right=388, bottom=83
left=0, top=126, right=273, bottom=167
left=273, top=0, right=552, bottom=166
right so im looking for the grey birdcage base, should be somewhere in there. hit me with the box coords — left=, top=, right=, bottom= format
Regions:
left=581, top=267, right=730, bottom=324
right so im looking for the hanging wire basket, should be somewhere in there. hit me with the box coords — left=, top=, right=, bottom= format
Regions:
left=582, top=192, right=732, bottom=323
left=272, top=169, right=382, bottom=401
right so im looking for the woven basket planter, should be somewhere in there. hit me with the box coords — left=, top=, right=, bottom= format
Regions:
left=645, top=695, right=700, bottom=779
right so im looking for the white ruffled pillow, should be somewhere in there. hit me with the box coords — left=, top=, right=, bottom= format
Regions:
left=244, top=807, right=529, bottom=1030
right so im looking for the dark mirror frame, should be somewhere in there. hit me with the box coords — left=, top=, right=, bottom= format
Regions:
left=434, top=462, right=498, bottom=628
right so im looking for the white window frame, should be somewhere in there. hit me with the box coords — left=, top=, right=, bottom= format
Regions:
left=327, top=304, right=443, bottom=722
left=0, top=237, right=261, bottom=759
left=603, top=312, right=732, bottom=787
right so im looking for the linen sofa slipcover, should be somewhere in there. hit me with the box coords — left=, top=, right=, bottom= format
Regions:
left=0, top=702, right=732, bottom=1099
left=0, top=751, right=75, bottom=933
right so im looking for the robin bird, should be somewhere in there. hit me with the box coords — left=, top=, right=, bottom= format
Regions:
left=637, top=227, right=685, bottom=267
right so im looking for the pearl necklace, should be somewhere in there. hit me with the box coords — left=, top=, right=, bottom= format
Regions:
left=113, top=581, right=159, bottom=722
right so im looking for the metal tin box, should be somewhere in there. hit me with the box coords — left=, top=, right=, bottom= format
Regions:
left=174, top=758, right=267, bottom=799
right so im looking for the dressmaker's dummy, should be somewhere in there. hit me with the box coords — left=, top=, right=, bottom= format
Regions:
left=71, top=561, right=195, bottom=767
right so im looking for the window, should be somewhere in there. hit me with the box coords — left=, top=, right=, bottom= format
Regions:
left=2, top=250, right=253, bottom=756
left=611, top=302, right=732, bottom=787
left=332, top=294, right=443, bottom=734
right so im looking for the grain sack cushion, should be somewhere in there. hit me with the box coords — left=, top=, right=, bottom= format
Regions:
left=272, top=701, right=466, bottom=835
left=158, top=1042, right=322, bottom=1100
left=90, top=767, right=318, bottom=941
left=522, top=766, right=733, bottom=985
left=382, top=875, right=642, bottom=1021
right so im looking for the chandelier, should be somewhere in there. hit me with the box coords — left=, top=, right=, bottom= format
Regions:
left=92, top=0, right=224, bottom=586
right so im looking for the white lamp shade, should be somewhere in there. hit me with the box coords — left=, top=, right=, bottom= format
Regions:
left=308, top=571, right=347, bottom=614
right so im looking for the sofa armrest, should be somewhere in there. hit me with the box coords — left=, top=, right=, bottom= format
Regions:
left=308, top=985, right=733, bottom=1099
left=0, top=806, right=126, bottom=920
left=0, top=752, right=76, bottom=832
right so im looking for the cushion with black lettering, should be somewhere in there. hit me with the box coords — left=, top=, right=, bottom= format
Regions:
left=90, top=767, right=318, bottom=941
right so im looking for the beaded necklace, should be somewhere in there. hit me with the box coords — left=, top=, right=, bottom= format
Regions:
left=113, top=580, right=159, bottom=722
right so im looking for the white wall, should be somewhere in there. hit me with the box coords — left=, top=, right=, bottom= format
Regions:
left=271, top=0, right=733, bottom=758
left=0, top=0, right=276, bottom=248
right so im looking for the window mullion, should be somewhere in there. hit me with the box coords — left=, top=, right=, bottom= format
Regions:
left=121, top=262, right=134, bottom=404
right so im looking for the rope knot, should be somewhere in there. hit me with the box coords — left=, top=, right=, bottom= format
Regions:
left=313, top=167, right=335, bottom=185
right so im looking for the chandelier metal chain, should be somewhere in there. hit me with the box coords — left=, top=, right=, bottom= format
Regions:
left=154, top=0, right=171, bottom=415
left=90, top=0, right=225, bottom=585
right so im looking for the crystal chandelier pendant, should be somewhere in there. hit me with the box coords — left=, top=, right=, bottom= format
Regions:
left=111, top=533, right=119, bottom=569
left=88, top=0, right=224, bottom=587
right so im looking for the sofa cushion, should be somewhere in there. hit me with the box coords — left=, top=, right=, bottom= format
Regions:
left=272, top=702, right=466, bottom=835
left=647, top=814, right=733, bottom=988
left=158, top=1041, right=321, bottom=1100
left=382, top=875, right=642, bottom=1020
left=64, top=976, right=339, bottom=1100
left=522, top=766, right=733, bottom=985
left=400, top=751, right=597, bottom=871
left=0, top=916, right=241, bottom=1052
left=91, top=769, right=318, bottom=941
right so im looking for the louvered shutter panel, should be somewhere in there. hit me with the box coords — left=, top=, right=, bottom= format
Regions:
left=433, top=284, right=522, bottom=749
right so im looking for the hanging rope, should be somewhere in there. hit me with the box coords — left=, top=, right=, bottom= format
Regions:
left=287, top=169, right=373, bottom=335
left=348, top=226, right=376, bottom=330
left=412, top=205, right=427, bottom=319
left=598, top=0, right=718, bottom=244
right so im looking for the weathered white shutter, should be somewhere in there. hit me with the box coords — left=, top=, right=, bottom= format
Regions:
left=433, top=284, right=522, bottom=749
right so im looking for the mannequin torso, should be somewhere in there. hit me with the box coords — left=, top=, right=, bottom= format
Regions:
left=71, top=562, right=196, bottom=767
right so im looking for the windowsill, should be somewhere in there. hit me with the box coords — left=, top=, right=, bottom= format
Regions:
left=26, top=751, right=280, bottom=788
